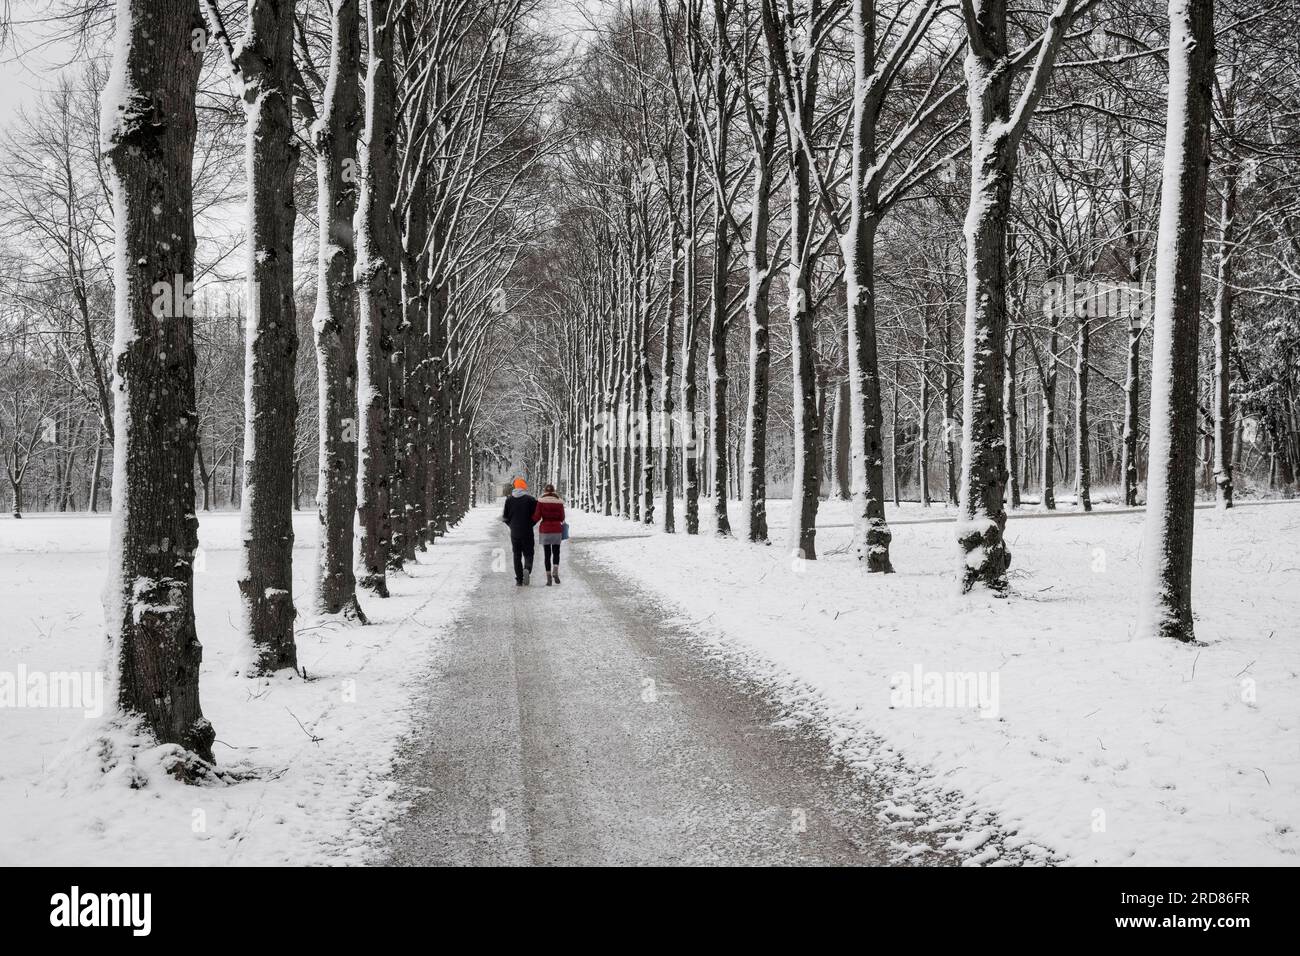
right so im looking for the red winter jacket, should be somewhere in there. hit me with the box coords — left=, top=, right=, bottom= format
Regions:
left=532, top=493, right=565, bottom=535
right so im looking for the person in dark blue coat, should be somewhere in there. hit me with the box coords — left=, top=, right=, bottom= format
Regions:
left=502, top=477, right=538, bottom=585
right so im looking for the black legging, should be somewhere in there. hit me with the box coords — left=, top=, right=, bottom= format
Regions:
left=544, top=543, right=560, bottom=570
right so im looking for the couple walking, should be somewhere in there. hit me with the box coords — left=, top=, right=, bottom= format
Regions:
left=501, top=478, right=566, bottom=587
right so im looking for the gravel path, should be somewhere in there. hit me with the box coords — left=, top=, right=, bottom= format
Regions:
left=386, top=516, right=934, bottom=866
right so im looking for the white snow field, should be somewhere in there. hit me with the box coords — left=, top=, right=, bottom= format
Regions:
left=573, top=496, right=1300, bottom=866
left=0, top=508, right=492, bottom=865
left=1, top=497, right=1296, bottom=866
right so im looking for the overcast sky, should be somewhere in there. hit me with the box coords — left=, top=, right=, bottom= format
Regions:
left=0, top=1, right=91, bottom=124
left=0, top=0, right=601, bottom=128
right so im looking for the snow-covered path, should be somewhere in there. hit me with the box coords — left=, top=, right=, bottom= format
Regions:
left=386, top=519, right=946, bottom=866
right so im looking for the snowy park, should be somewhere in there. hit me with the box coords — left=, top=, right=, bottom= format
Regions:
left=2, top=498, right=1297, bottom=867
left=0, top=0, right=1297, bottom=899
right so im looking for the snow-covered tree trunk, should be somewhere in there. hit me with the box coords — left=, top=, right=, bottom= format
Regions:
left=831, top=381, right=851, bottom=500
left=844, top=220, right=893, bottom=571
left=638, top=227, right=655, bottom=526
left=1211, top=85, right=1237, bottom=509
left=956, top=0, right=1078, bottom=591
left=890, top=364, right=901, bottom=506
left=706, top=0, right=732, bottom=537
left=681, top=132, right=701, bottom=534
left=101, top=0, right=215, bottom=762
left=761, top=0, right=821, bottom=559
left=1118, top=137, right=1145, bottom=507
left=918, top=359, right=931, bottom=507
left=1139, top=0, right=1216, bottom=642
left=1003, top=327, right=1020, bottom=508
left=943, top=334, right=957, bottom=504
left=312, top=0, right=364, bottom=621
left=399, top=56, right=429, bottom=557
left=956, top=7, right=1015, bottom=590
left=1074, top=315, right=1092, bottom=511
left=787, top=145, right=820, bottom=559
left=661, top=201, right=678, bottom=534
left=428, top=279, right=450, bottom=539
left=356, top=0, right=399, bottom=597
left=236, top=0, right=300, bottom=672
left=741, top=72, right=778, bottom=543
left=386, top=301, right=410, bottom=568
left=1040, top=320, right=1058, bottom=510
left=841, top=0, right=894, bottom=572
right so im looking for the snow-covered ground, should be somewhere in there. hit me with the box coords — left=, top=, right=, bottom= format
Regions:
left=575, top=496, right=1300, bottom=866
left=3, top=496, right=1295, bottom=866
left=0, top=509, right=492, bottom=865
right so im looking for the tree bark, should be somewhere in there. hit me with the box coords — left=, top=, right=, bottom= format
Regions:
left=312, top=0, right=365, bottom=620
left=661, top=193, right=678, bottom=534
left=742, top=71, right=778, bottom=542
left=1040, top=319, right=1058, bottom=510
left=707, top=0, right=732, bottom=537
left=843, top=0, right=893, bottom=572
left=1212, top=137, right=1237, bottom=508
left=762, top=0, right=821, bottom=559
left=236, top=0, right=300, bottom=673
left=101, top=0, right=215, bottom=763
left=660, top=206, right=681, bottom=535
left=1138, top=0, right=1215, bottom=642
left=831, top=380, right=851, bottom=500
left=1074, top=314, right=1091, bottom=511
left=1004, top=326, right=1020, bottom=508
left=681, top=133, right=700, bottom=534
left=356, top=0, right=399, bottom=597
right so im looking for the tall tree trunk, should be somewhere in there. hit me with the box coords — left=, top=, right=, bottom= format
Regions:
left=681, top=133, right=700, bottom=534
left=88, top=428, right=104, bottom=513
left=943, top=315, right=958, bottom=503
left=831, top=381, right=851, bottom=500
left=762, top=0, right=821, bottom=558
left=1118, top=128, right=1146, bottom=508
left=198, top=443, right=211, bottom=511
left=1121, top=323, right=1142, bottom=505
left=661, top=199, right=678, bottom=534
left=236, top=0, right=300, bottom=673
left=1004, top=327, right=1020, bottom=508
left=958, top=0, right=1022, bottom=589
left=101, top=0, right=214, bottom=762
left=891, top=365, right=900, bottom=507
left=742, top=72, right=778, bottom=542
left=1074, top=315, right=1091, bottom=511
left=1139, top=0, right=1215, bottom=642
left=707, top=1, right=731, bottom=537
left=957, top=0, right=1078, bottom=589
left=356, top=0, right=399, bottom=597
left=844, top=0, right=893, bottom=572
left=1040, top=320, right=1058, bottom=510
left=312, top=0, right=364, bottom=620
left=787, top=152, right=820, bottom=558
left=638, top=230, right=656, bottom=526
left=1212, top=130, right=1237, bottom=508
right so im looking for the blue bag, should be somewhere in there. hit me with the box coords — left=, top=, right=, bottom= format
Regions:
left=561, top=522, right=569, bottom=541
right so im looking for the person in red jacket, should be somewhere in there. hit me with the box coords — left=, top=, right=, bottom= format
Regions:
left=532, top=484, right=566, bottom=586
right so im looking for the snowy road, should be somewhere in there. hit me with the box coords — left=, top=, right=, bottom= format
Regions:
left=386, top=519, right=920, bottom=866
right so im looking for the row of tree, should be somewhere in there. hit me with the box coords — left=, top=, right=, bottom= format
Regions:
left=505, top=0, right=1297, bottom=644
left=73, top=0, right=553, bottom=767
